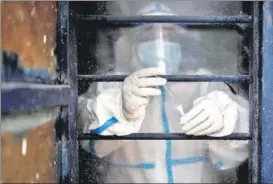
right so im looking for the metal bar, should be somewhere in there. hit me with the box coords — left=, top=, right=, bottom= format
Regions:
left=1, top=83, right=70, bottom=112
left=261, top=2, right=273, bottom=183
left=56, top=1, right=69, bottom=84
left=78, top=133, right=251, bottom=140
left=250, top=2, right=262, bottom=184
left=67, top=2, right=79, bottom=183
left=82, top=22, right=247, bottom=34
left=76, top=14, right=252, bottom=23
left=78, top=74, right=250, bottom=83
left=56, top=2, right=70, bottom=183
left=56, top=140, right=62, bottom=183
left=55, top=107, right=67, bottom=184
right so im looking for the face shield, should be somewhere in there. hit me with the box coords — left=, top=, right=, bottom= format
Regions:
left=129, top=23, right=187, bottom=74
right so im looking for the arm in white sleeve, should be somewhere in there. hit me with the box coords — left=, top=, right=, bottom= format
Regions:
left=77, top=82, right=144, bottom=158
left=205, top=81, right=249, bottom=170
left=78, top=68, right=165, bottom=157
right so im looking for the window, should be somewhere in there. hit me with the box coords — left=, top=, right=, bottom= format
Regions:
left=2, top=1, right=270, bottom=184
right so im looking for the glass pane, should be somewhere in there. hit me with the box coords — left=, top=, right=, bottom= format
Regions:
left=75, top=1, right=250, bottom=183
left=72, top=1, right=245, bottom=16
left=79, top=139, right=249, bottom=183
left=78, top=81, right=249, bottom=182
left=75, top=1, right=250, bottom=76
left=77, top=26, right=246, bottom=76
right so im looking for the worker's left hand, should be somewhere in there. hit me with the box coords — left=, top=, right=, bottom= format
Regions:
left=180, top=91, right=238, bottom=137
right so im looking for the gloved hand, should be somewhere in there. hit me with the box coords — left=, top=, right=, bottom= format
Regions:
left=122, top=67, right=167, bottom=120
left=180, top=91, right=238, bottom=137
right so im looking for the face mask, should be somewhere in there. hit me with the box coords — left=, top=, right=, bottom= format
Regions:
left=137, top=40, right=182, bottom=74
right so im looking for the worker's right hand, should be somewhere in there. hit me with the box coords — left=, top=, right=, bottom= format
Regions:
left=122, top=68, right=167, bottom=120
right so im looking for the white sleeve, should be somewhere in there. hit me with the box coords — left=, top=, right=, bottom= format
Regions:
left=195, top=68, right=249, bottom=170
left=78, top=82, right=144, bottom=157
left=204, top=81, right=249, bottom=170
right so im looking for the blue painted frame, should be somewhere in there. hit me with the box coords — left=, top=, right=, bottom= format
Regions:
left=261, top=2, right=273, bottom=183
left=1, top=83, right=70, bottom=112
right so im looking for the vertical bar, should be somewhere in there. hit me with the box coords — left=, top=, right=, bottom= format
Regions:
left=250, top=2, right=262, bottom=183
left=67, top=2, right=79, bottom=183
left=56, top=134, right=62, bottom=183
left=261, top=2, right=273, bottom=183
left=55, top=2, right=68, bottom=183
left=56, top=1, right=69, bottom=84
left=55, top=108, right=66, bottom=183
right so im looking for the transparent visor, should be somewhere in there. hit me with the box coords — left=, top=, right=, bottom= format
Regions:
left=132, top=23, right=188, bottom=44
left=130, top=24, right=189, bottom=74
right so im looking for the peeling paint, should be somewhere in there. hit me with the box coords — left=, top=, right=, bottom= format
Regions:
left=22, top=138, right=27, bottom=156
left=36, top=173, right=39, bottom=179
left=50, top=48, right=54, bottom=56
left=30, top=8, right=36, bottom=16
left=43, top=34, right=47, bottom=43
left=26, top=41, right=31, bottom=46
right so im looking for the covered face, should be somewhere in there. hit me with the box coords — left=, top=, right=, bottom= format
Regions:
left=130, top=23, right=187, bottom=74
left=128, top=2, right=188, bottom=74
left=112, top=2, right=196, bottom=74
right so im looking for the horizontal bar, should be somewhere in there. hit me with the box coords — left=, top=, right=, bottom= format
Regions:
left=76, top=14, right=252, bottom=24
left=78, top=75, right=250, bottom=83
left=83, top=22, right=246, bottom=35
left=78, top=133, right=251, bottom=140
left=1, top=83, right=71, bottom=112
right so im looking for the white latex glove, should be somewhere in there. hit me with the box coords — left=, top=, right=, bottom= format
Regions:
left=180, top=91, right=238, bottom=137
left=122, top=67, right=167, bottom=120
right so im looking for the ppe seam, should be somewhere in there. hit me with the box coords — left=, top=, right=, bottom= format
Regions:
left=160, top=86, right=174, bottom=184
left=108, top=162, right=155, bottom=169
left=89, top=117, right=119, bottom=134
left=170, top=155, right=209, bottom=166
left=89, top=117, right=119, bottom=155
left=107, top=155, right=207, bottom=169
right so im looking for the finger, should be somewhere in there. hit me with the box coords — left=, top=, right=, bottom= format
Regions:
left=194, top=121, right=223, bottom=136
left=137, top=77, right=167, bottom=87
left=134, top=87, right=161, bottom=97
left=181, top=111, right=209, bottom=132
left=135, top=68, right=165, bottom=78
left=186, top=119, right=214, bottom=135
left=180, top=103, right=205, bottom=125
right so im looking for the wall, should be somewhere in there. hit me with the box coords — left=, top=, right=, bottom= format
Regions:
left=1, top=1, right=58, bottom=183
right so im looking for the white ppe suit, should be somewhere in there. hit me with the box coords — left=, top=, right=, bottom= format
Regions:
left=78, top=69, right=249, bottom=183
left=78, top=2, right=249, bottom=183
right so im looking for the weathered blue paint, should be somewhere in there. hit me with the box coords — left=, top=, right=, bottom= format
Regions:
left=67, top=3, right=79, bottom=184
left=1, top=83, right=70, bottom=113
left=55, top=2, right=70, bottom=183
left=1, top=50, right=55, bottom=84
left=250, top=2, right=262, bottom=183
left=1, top=67, right=54, bottom=84
left=261, top=2, right=273, bottom=183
